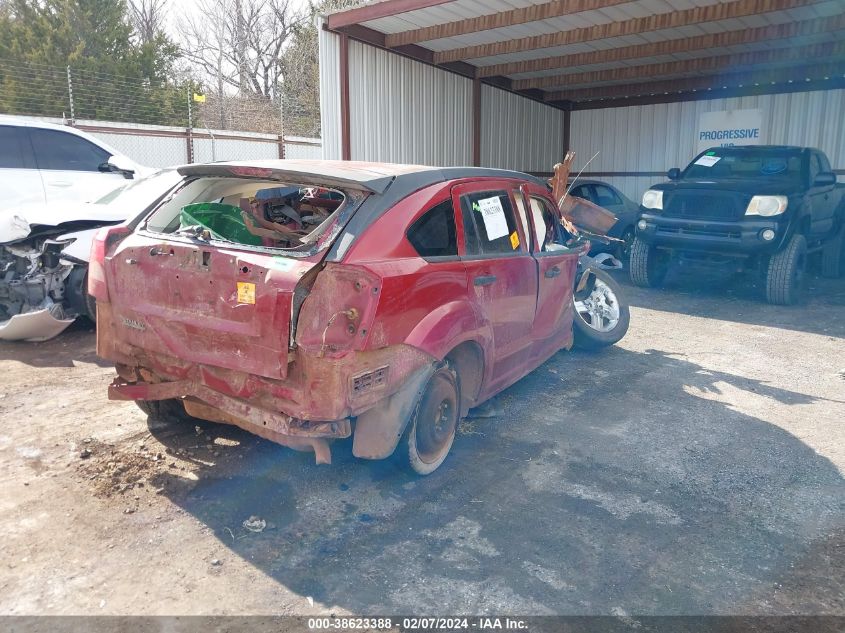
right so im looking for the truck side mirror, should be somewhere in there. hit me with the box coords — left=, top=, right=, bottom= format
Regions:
left=667, top=168, right=681, bottom=180
left=813, top=171, right=836, bottom=187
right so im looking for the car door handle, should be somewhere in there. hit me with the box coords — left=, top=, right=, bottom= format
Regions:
left=544, top=266, right=561, bottom=278
left=473, top=275, right=497, bottom=287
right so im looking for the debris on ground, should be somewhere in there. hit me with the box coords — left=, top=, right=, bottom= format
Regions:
left=242, top=516, right=266, bottom=533
left=79, top=448, right=92, bottom=459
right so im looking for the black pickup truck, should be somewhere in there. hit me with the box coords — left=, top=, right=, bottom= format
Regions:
left=630, top=145, right=845, bottom=304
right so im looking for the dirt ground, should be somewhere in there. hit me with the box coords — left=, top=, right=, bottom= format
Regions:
left=0, top=270, right=843, bottom=616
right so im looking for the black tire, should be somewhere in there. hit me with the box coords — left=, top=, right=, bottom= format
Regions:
left=629, top=236, right=669, bottom=287
left=406, top=365, right=459, bottom=475
left=821, top=222, right=844, bottom=279
left=135, top=399, right=188, bottom=421
left=765, top=234, right=807, bottom=305
left=618, top=227, right=635, bottom=264
left=572, top=268, right=630, bottom=350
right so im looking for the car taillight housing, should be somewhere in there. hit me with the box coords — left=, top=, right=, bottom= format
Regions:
left=295, top=264, right=381, bottom=358
left=88, top=225, right=131, bottom=302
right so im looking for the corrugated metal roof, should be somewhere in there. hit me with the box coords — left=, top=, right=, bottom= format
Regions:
left=327, top=0, right=845, bottom=105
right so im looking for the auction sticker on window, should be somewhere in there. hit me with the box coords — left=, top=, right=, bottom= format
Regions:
left=694, top=155, right=721, bottom=167
left=474, top=196, right=510, bottom=240
left=237, top=282, right=256, bottom=304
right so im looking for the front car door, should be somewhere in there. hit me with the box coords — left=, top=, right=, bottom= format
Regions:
left=0, top=125, right=46, bottom=210
left=28, top=127, right=126, bottom=204
left=452, top=181, right=537, bottom=395
left=519, top=188, right=580, bottom=360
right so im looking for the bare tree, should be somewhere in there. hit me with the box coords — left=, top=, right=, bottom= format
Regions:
left=128, top=0, right=170, bottom=46
left=180, top=0, right=306, bottom=100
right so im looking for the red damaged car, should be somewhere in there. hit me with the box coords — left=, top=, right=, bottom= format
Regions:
left=92, top=161, right=628, bottom=474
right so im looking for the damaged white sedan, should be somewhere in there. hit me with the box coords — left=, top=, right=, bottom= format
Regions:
left=0, top=169, right=183, bottom=341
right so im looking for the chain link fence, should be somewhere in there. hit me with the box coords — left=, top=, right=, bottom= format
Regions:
left=0, top=59, right=320, bottom=137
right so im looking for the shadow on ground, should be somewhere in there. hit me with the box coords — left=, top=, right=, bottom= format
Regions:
left=0, top=319, right=108, bottom=368
left=615, top=265, right=845, bottom=339
left=144, top=346, right=845, bottom=615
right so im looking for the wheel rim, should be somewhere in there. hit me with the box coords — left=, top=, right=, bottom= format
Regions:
left=574, top=278, right=621, bottom=333
left=415, top=375, right=458, bottom=465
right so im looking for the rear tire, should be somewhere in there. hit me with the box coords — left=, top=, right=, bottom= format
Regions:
left=821, top=222, right=844, bottom=279
left=572, top=268, right=630, bottom=350
left=629, top=236, right=669, bottom=287
left=765, top=234, right=807, bottom=305
left=135, top=399, right=189, bottom=421
left=406, top=365, right=459, bottom=475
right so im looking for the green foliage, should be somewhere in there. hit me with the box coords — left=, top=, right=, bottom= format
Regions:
left=0, top=0, right=187, bottom=125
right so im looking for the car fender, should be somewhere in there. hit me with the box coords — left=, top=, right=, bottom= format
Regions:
left=55, top=227, right=100, bottom=263
left=404, top=299, right=492, bottom=363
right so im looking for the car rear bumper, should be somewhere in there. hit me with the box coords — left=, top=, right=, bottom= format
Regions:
left=636, top=212, right=792, bottom=255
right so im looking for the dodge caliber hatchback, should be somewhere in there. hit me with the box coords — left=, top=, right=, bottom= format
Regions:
left=94, top=160, right=599, bottom=474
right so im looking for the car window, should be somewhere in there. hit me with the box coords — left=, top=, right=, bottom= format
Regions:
left=0, top=126, right=27, bottom=169
left=530, top=197, right=568, bottom=253
left=407, top=200, right=457, bottom=258
left=593, top=184, right=622, bottom=207
left=570, top=185, right=590, bottom=201
left=460, top=190, right=523, bottom=256
left=809, top=153, right=824, bottom=185
left=818, top=152, right=832, bottom=173
left=29, top=128, right=111, bottom=172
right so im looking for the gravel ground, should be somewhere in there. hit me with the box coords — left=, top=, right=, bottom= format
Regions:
left=0, top=270, right=843, bottom=616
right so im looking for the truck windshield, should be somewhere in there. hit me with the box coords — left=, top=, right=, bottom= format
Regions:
left=683, top=149, right=803, bottom=182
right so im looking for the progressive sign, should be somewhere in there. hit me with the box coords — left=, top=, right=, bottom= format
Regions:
left=697, top=109, right=763, bottom=154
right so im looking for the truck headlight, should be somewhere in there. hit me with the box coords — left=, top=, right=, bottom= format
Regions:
left=641, top=189, right=663, bottom=210
left=745, top=195, right=788, bottom=217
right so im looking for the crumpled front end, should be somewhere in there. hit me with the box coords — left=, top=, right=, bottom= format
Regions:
left=0, top=235, right=87, bottom=342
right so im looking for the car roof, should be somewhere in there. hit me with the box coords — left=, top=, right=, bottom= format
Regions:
left=179, top=160, right=546, bottom=195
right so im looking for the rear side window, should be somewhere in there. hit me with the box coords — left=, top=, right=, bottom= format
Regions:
left=460, top=190, right=522, bottom=256
left=29, top=128, right=111, bottom=171
left=593, top=184, right=622, bottom=207
left=0, top=126, right=26, bottom=168
left=407, top=200, right=457, bottom=258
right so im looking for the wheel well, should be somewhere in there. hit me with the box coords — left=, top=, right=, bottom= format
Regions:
left=445, top=341, right=484, bottom=417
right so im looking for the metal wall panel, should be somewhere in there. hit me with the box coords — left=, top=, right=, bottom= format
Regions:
left=193, top=137, right=279, bottom=163
left=318, top=22, right=343, bottom=160
left=481, top=83, right=565, bottom=172
left=347, top=40, right=473, bottom=166
left=570, top=89, right=845, bottom=202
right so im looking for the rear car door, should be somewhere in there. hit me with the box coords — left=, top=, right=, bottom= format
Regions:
left=521, top=191, right=580, bottom=355
left=28, top=127, right=126, bottom=204
left=0, top=125, right=46, bottom=209
left=452, top=182, right=537, bottom=393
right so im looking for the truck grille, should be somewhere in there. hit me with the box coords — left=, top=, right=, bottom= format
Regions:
left=664, top=192, right=747, bottom=221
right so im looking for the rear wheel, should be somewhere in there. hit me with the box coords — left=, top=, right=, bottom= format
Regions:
left=629, top=236, right=669, bottom=287
left=135, top=399, right=189, bottom=421
left=765, top=234, right=807, bottom=305
left=572, top=268, right=630, bottom=349
left=821, top=222, right=844, bottom=278
left=406, top=365, right=459, bottom=475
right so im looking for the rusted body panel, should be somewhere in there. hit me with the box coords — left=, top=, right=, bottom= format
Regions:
left=95, top=160, right=583, bottom=466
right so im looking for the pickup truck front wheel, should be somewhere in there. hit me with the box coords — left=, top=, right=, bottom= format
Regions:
left=821, top=222, right=844, bottom=278
left=406, top=365, right=459, bottom=475
left=629, top=236, right=669, bottom=287
left=765, top=234, right=807, bottom=305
